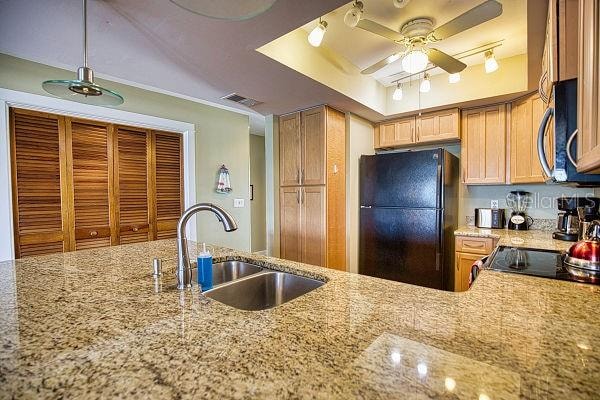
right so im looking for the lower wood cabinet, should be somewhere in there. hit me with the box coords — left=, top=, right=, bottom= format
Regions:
left=10, top=108, right=183, bottom=258
left=454, top=236, right=497, bottom=292
left=280, top=186, right=325, bottom=267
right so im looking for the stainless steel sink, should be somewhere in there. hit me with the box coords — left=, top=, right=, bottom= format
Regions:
left=203, top=271, right=324, bottom=311
left=191, top=261, right=263, bottom=286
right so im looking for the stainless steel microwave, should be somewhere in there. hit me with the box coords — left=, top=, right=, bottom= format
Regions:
left=537, top=79, right=600, bottom=186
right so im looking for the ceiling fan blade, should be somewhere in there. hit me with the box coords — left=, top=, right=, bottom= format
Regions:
left=428, top=48, right=467, bottom=74
left=361, top=53, right=402, bottom=75
left=357, top=19, right=404, bottom=42
left=431, top=0, right=502, bottom=41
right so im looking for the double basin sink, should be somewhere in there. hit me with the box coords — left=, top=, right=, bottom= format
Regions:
left=191, top=261, right=324, bottom=311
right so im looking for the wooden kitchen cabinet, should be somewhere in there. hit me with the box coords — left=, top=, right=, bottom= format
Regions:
left=454, top=236, right=497, bottom=292
left=510, top=92, right=554, bottom=183
left=540, top=0, right=579, bottom=102
left=417, top=108, right=460, bottom=143
left=278, top=105, right=346, bottom=270
left=461, top=104, right=506, bottom=184
left=9, top=108, right=184, bottom=258
left=576, top=0, right=600, bottom=173
left=377, top=117, right=415, bottom=148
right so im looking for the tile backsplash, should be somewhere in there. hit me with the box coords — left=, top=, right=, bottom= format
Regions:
left=465, top=216, right=556, bottom=231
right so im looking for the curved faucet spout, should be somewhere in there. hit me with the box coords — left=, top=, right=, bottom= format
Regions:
left=176, top=203, right=238, bottom=289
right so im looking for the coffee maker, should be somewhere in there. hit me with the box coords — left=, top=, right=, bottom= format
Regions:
left=507, top=191, right=534, bottom=230
left=553, top=196, right=600, bottom=241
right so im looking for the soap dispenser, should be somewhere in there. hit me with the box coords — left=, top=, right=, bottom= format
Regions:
left=197, top=243, right=213, bottom=290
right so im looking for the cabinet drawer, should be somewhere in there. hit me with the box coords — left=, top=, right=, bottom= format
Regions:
left=455, top=236, right=495, bottom=255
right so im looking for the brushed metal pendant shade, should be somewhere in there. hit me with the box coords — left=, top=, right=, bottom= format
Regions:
left=42, top=0, right=124, bottom=106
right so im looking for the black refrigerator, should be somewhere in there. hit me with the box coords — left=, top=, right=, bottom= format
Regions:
left=359, top=149, right=459, bottom=290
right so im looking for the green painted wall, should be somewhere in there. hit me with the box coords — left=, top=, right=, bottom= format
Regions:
left=0, top=54, right=252, bottom=251
left=249, top=134, right=266, bottom=252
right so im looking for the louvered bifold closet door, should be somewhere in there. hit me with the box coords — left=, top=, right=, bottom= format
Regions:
left=69, top=119, right=114, bottom=250
left=153, top=131, right=183, bottom=239
left=10, top=109, right=69, bottom=257
left=115, top=126, right=151, bottom=244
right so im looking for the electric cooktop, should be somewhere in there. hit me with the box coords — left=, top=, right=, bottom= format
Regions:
left=485, top=246, right=598, bottom=285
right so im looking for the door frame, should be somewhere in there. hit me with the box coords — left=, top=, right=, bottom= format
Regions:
left=0, top=88, right=196, bottom=261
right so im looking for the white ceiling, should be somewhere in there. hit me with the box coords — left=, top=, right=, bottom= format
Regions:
left=302, top=0, right=528, bottom=86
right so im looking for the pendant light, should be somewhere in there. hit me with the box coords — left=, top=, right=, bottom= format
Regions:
left=448, top=72, right=461, bottom=83
left=419, top=73, right=431, bottom=93
left=392, top=83, right=403, bottom=101
left=42, top=0, right=124, bottom=106
left=484, top=49, right=499, bottom=73
left=170, top=0, right=277, bottom=21
left=308, top=18, right=328, bottom=47
left=344, top=1, right=364, bottom=27
left=402, top=49, right=429, bottom=74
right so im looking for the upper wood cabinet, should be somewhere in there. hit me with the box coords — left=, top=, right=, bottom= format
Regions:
left=417, top=108, right=460, bottom=143
left=541, top=0, right=579, bottom=101
left=279, top=113, right=301, bottom=186
left=510, top=93, right=554, bottom=183
left=9, top=108, right=184, bottom=258
left=375, top=108, right=459, bottom=149
left=576, top=0, right=600, bottom=173
left=461, top=105, right=506, bottom=184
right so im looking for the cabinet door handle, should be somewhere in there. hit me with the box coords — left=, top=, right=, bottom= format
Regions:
left=90, top=230, right=98, bottom=237
left=296, top=169, right=300, bottom=184
left=301, top=169, right=304, bottom=184
left=132, top=227, right=139, bottom=232
left=301, top=188, right=305, bottom=204
left=296, top=189, right=300, bottom=204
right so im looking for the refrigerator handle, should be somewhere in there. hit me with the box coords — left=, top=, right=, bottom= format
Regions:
left=360, top=205, right=372, bottom=209
left=436, top=211, right=442, bottom=272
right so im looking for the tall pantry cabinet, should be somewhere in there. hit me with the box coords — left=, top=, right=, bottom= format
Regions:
left=10, top=108, right=183, bottom=258
left=279, top=106, right=346, bottom=270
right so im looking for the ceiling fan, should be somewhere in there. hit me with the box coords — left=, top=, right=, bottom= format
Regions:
left=356, top=0, right=503, bottom=75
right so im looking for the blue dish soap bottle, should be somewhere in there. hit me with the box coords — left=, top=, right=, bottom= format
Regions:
left=197, top=243, right=213, bottom=290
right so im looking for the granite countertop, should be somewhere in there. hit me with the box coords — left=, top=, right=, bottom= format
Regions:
left=1, top=240, right=599, bottom=399
left=454, top=226, right=575, bottom=252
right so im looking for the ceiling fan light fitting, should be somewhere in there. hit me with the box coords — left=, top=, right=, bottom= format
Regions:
left=308, top=20, right=328, bottom=47
left=392, top=0, right=410, bottom=9
left=402, top=50, right=429, bottom=74
left=392, top=83, right=403, bottom=101
left=420, top=73, right=431, bottom=93
left=344, top=1, right=364, bottom=27
left=484, top=49, right=499, bottom=73
left=448, top=72, right=461, bottom=83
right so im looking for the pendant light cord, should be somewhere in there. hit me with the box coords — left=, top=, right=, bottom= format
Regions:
left=83, top=0, right=88, bottom=67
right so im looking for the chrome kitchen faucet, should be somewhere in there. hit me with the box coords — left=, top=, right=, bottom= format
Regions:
left=176, top=203, right=238, bottom=289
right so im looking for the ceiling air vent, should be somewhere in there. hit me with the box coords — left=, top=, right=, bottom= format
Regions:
left=221, top=93, right=262, bottom=107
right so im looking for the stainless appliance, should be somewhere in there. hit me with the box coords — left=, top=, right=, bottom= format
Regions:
left=506, top=191, right=533, bottom=230
left=553, top=196, right=600, bottom=241
left=484, top=246, right=599, bottom=286
left=475, top=208, right=505, bottom=228
left=537, top=79, right=600, bottom=186
left=359, top=149, right=459, bottom=290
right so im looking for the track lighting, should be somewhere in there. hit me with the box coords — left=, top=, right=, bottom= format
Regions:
left=484, top=49, right=498, bottom=73
left=420, top=73, right=431, bottom=93
left=448, top=72, right=461, bottom=84
left=393, top=83, right=403, bottom=101
left=344, top=1, right=363, bottom=27
left=308, top=19, right=327, bottom=47
left=402, top=49, right=429, bottom=74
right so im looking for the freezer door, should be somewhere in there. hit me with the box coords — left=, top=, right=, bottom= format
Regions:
left=359, top=207, right=443, bottom=290
left=360, top=150, right=441, bottom=209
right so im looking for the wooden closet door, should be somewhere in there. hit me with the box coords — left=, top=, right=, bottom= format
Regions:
left=154, top=130, right=183, bottom=239
left=10, top=109, right=69, bottom=257
left=301, top=186, right=326, bottom=267
left=301, top=107, right=326, bottom=185
left=69, top=119, right=113, bottom=250
left=279, top=113, right=301, bottom=186
left=280, top=187, right=301, bottom=262
left=115, top=126, right=151, bottom=244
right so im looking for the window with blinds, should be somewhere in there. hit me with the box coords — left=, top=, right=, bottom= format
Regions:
left=9, top=108, right=184, bottom=258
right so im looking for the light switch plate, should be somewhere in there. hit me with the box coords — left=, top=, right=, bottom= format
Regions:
left=233, top=198, right=244, bottom=208
left=490, top=200, right=499, bottom=209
